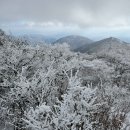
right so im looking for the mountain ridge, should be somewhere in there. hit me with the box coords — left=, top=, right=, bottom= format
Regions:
left=53, top=35, right=93, bottom=50
left=76, top=37, right=130, bottom=53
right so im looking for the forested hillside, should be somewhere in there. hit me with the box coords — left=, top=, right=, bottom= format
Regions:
left=0, top=29, right=130, bottom=130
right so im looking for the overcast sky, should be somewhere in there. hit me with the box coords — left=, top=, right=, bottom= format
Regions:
left=0, top=0, right=130, bottom=41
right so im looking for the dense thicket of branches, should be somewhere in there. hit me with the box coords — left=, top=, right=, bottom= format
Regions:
left=0, top=30, right=130, bottom=130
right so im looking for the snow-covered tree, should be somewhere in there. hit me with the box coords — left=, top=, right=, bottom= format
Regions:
left=1, top=29, right=130, bottom=130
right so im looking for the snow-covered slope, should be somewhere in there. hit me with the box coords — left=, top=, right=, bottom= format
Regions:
left=1, top=29, right=130, bottom=130
left=78, top=37, right=130, bottom=55
left=78, top=37, right=129, bottom=53
left=79, top=37, right=130, bottom=64
left=53, top=35, right=93, bottom=50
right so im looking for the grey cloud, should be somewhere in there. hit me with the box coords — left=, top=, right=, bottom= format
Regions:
left=0, top=0, right=130, bottom=28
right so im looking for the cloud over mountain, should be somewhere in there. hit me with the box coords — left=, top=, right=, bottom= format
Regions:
left=0, top=0, right=130, bottom=42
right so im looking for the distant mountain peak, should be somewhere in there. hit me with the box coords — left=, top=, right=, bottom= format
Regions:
left=53, top=35, right=93, bottom=50
left=77, top=36, right=129, bottom=53
left=108, top=37, right=117, bottom=40
left=61, top=35, right=89, bottom=39
left=103, top=37, right=123, bottom=43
